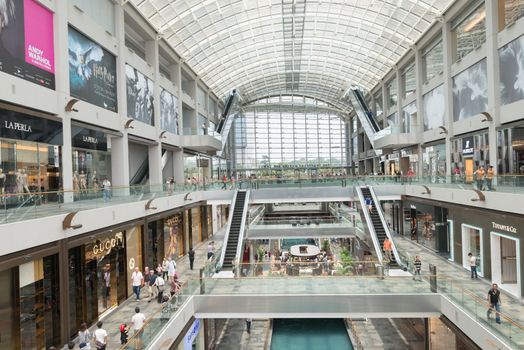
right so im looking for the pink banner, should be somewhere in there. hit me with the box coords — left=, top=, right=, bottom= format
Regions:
left=24, top=0, right=54, bottom=73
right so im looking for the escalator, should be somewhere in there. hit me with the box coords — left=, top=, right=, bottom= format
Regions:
left=216, top=89, right=242, bottom=153
left=221, top=190, right=249, bottom=270
left=359, top=186, right=399, bottom=268
left=348, top=89, right=389, bottom=155
left=129, top=149, right=168, bottom=186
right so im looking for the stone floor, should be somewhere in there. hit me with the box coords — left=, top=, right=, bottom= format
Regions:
left=214, top=319, right=269, bottom=350
left=350, top=318, right=425, bottom=350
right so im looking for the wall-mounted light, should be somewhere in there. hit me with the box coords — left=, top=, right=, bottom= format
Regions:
left=471, top=189, right=486, bottom=202
left=480, top=112, right=493, bottom=123
left=145, top=198, right=157, bottom=210
left=421, top=185, right=431, bottom=195
left=124, top=119, right=135, bottom=129
left=63, top=211, right=83, bottom=230
left=65, top=99, right=80, bottom=112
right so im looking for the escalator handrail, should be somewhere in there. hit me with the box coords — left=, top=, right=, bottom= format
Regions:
left=368, top=186, right=404, bottom=268
left=355, top=186, right=384, bottom=264
left=219, top=190, right=239, bottom=269
left=353, top=89, right=380, bottom=132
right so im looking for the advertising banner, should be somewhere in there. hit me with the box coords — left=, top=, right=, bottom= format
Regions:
left=452, top=59, right=488, bottom=122
left=499, top=35, right=524, bottom=106
left=126, top=64, right=154, bottom=125
left=423, top=85, right=445, bottom=131
left=0, top=0, right=55, bottom=88
left=160, top=88, right=179, bottom=134
left=68, top=26, right=118, bottom=112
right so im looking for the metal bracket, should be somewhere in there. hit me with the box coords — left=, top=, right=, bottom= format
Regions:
left=184, top=192, right=192, bottom=201
left=159, top=131, right=167, bottom=139
left=480, top=112, right=493, bottom=123
left=421, top=185, right=431, bottom=195
left=145, top=198, right=157, bottom=210
left=471, top=189, right=486, bottom=202
left=65, top=99, right=79, bottom=112
left=124, top=119, right=135, bottom=129
left=438, top=126, right=448, bottom=135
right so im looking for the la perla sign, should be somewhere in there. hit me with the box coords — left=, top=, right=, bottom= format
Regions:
left=82, top=135, right=98, bottom=144
left=4, top=121, right=32, bottom=132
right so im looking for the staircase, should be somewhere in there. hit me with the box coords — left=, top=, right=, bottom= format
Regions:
left=222, top=190, right=247, bottom=270
left=360, top=187, right=399, bottom=268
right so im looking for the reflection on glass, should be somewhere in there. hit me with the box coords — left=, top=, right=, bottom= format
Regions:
left=502, top=0, right=524, bottom=29
left=422, top=39, right=443, bottom=82
left=453, top=3, right=486, bottom=61
left=386, top=78, right=397, bottom=108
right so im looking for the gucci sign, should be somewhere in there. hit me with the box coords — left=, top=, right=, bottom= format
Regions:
left=93, top=232, right=124, bottom=256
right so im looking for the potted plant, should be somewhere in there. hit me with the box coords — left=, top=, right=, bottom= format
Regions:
left=336, top=247, right=354, bottom=276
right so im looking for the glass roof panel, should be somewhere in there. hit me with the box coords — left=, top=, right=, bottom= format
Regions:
left=132, top=0, right=454, bottom=110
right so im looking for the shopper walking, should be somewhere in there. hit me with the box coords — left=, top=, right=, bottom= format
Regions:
left=486, top=165, right=495, bottom=191
left=93, top=321, right=108, bottom=350
left=188, top=247, right=195, bottom=270
left=161, top=257, right=168, bottom=279
left=207, top=241, right=215, bottom=260
left=131, top=267, right=143, bottom=301
left=78, top=322, right=92, bottom=349
left=142, top=266, right=150, bottom=300
left=222, top=174, right=228, bottom=189
left=364, top=196, right=373, bottom=214
left=147, top=270, right=158, bottom=302
left=474, top=166, right=485, bottom=191
left=413, top=255, right=422, bottom=281
left=130, top=307, right=147, bottom=348
left=487, top=283, right=502, bottom=324
left=102, top=178, right=111, bottom=202
left=245, top=318, right=252, bottom=334
left=383, top=237, right=393, bottom=262
left=468, top=252, right=478, bottom=279
left=167, top=257, right=177, bottom=282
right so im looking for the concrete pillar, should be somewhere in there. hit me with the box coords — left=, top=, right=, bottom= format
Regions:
left=395, top=68, right=402, bottom=133
left=111, top=2, right=130, bottom=191
left=442, top=19, right=454, bottom=176
left=211, top=204, right=218, bottom=234
left=415, top=46, right=424, bottom=176
left=173, top=149, right=185, bottom=184
left=170, top=62, right=183, bottom=133
left=485, top=0, right=501, bottom=173
left=54, top=0, right=73, bottom=202
left=145, top=40, right=163, bottom=186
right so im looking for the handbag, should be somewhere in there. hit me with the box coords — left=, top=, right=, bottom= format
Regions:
left=79, top=343, right=87, bottom=349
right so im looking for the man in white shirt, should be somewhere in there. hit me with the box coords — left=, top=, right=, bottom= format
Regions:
left=131, top=267, right=144, bottom=301
left=167, top=257, right=176, bottom=282
left=93, top=321, right=107, bottom=350
left=131, top=306, right=147, bottom=347
left=468, top=252, right=478, bottom=279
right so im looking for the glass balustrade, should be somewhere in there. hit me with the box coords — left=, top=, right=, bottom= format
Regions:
left=119, top=271, right=524, bottom=349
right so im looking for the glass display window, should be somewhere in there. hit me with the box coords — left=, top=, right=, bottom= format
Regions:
left=462, top=224, right=483, bottom=276
left=165, top=213, right=185, bottom=258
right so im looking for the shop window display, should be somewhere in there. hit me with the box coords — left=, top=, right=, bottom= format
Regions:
left=165, top=213, right=185, bottom=259
left=462, top=224, right=483, bottom=276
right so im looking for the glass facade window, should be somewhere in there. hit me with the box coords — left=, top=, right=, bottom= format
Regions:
left=386, top=78, right=397, bottom=109
left=72, top=150, right=111, bottom=193
left=422, top=143, right=447, bottom=178
left=198, top=114, right=207, bottom=135
left=501, top=0, right=524, bottom=29
left=422, top=39, right=443, bottom=82
left=452, top=2, right=486, bottom=61
left=401, top=62, right=416, bottom=98
left=451, top=133, right=490, bottom=182
left=232, top=100, right=347, bottom=174
left=197, top=86, right=206, bottom=109
left=497, top=126, right=524, bottom=174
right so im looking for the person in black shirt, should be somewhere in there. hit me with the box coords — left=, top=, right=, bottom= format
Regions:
left=147, top=270, right=158, bottom=303
left=188, top=247, right=195, bottom=270
left=487, top=283, right=502, bottom=324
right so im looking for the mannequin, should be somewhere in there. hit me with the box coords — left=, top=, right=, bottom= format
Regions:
left=0, top=169, right=5, bottom=197
left=73, top=171, right=79, bottom=193
left=79, top=170, right=87, bottom=194
left=20, top=169, right=29, bottom=194
left=91, top=170, right=99, bottom=190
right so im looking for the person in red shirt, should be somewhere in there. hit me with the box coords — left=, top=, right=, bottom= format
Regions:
left=406, top=168, right=415, bottom=184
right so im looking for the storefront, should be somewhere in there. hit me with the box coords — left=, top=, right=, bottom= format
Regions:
left=175, top=318, right=205, bottom=350
left=451, top=131, right=489, bottom=183
left=497, top=123, right=524, bottom=188
left=0, top=103, right=62, bottom=203
left=0, top=246, right=61, bottom=349
left=71, top=125, right=111, bottom=194
left=403, top=198, right=450, bottom=257
left=164, top=212, right=186, bottom=259
left=68, top=224, right=143, bottom=334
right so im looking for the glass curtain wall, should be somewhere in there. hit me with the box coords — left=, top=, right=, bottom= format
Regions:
left=452, top=2, right=486, bottom=61
left=500, top=0, right=524, bottom=30
left=231, top=97, right=347, bottom=175
left=422, top=38, right=443, bottom=82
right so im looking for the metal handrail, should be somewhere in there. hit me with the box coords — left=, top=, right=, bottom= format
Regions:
left=355, top=186, right=383, bottom=264
left=218, top=190, right=238, bottom=270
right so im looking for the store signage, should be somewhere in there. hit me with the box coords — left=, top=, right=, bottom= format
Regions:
left=92, top=232, right=124, bottom=256
left=184, top=319, right=201, bottom=350
left=462, top=137, right=474, bottom=155
left=0, top=108, right=62, bottom=144
left=0, top=0, right=55, bottom=89
left=492, top=222, right=517, bottom=234
left=72, top=126, right=107, bottom=151
left=166, top=215, right=181, bottom=227
left=410, top=204, right=416, bottom=209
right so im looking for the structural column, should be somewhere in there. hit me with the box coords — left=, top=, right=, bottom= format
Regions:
left=441, top=18, right=454, bottom=176
left=173, top=149, right=185, bottom=184
left=146, top=39, right=163, bottom=187
left=111, top=2, right=130, bottom=192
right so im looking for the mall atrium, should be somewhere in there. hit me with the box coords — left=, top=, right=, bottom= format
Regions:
left=0, top=0, right=523, bottom=349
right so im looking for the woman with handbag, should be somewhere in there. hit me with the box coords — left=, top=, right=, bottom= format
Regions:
left=78, top=322, right=92, bottom=349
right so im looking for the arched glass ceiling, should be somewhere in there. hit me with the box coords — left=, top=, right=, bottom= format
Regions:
left=132, top=0, right=453, bottom=110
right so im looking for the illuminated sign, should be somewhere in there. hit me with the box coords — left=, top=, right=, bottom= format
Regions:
left=92, top=232, right=123, bottom=256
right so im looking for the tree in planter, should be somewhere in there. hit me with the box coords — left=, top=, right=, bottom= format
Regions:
left=321, top=239, right=331, bottom=255
left=255, top=246, right=265, bottom=276
left=335, top=246, right=354, bottom=276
